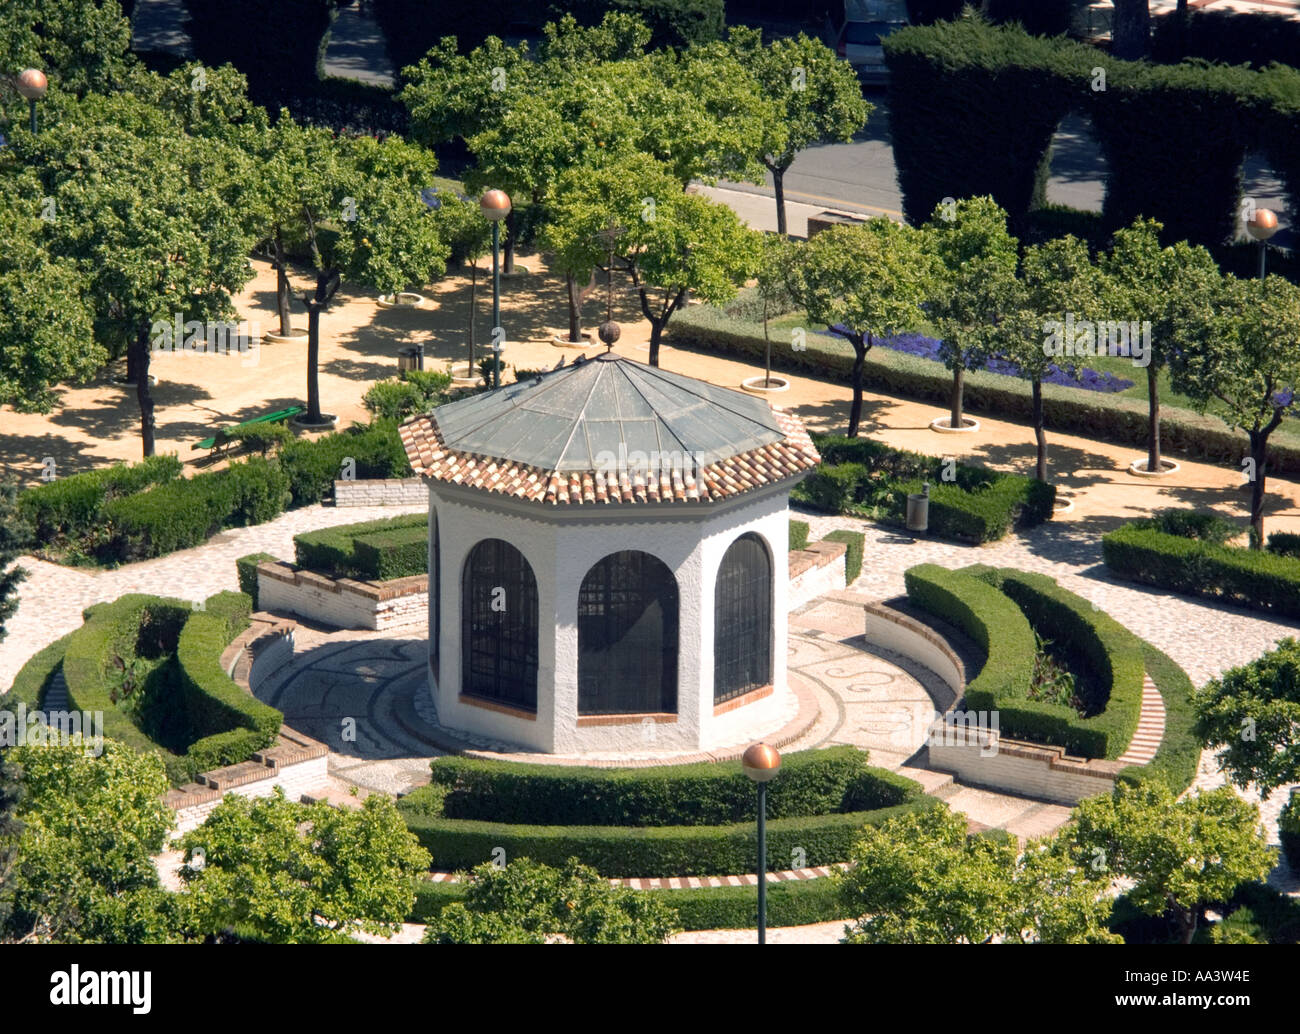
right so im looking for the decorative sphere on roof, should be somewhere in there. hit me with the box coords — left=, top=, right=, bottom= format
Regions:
left=598, top=320, right=621, bottom=348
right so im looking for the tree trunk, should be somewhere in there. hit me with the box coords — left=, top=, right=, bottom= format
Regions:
left=1032, top=377, right=1048, bottom=482
left=950, top=366, right=965, bottom=430
left=273, top=228, right=292, bottom=336
left=1111, top=0, right=1151, bottom=60
left=468, top=259, right=478, bottom=370
left=848, top=332, right=869, bottom=438
left=133, top=326, right=156, bottom=458
left=1146, top=367, right=1161, bottom=474
left=566, top=273, right=582, bottom=343
left=306, top=304, right=322, bottom=423
left=773, top=165, right=788, bottom=238
left=1175, top=902, right=1198, bottom=945
left=640, top=286, right=687, bottom=368
left=1249, top=430, right=1269, bottom=550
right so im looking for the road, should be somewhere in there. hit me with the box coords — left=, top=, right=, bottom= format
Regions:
left=719, top=93, right=1294, bottom=248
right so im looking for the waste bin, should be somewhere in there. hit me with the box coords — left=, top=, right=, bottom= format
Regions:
left=906, top=481, right=930, bottom=533
left=397, top=344, right=424, bottom=372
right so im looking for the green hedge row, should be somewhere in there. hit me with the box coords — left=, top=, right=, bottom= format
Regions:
left=882, top=17, right=1300, bottom=248
left=789, top=519, right=810, bottom=551
left=293, top=513, right=427, bottom=579
left=401, top=797, right=941, bottom=877
left=353, top=524, right=428, bottom=580
left=1267, top=532, right=1300, bottom=560
left=1101, top=525, right=1300, bottom=621
left=664, top=306, right=1300, bottom=477
left=18, top=454, right=181, bottom=542
left=991, top=569, right=1145, bottom=760
left=408, top=873, right=850, bottom=930
left=424, top=747, right=914, bottom=826
left=279, top=420, right=411, bottom=507
left=236, top=552, right=276, bottom=609
left=2, top=630, right=78, bottom=709
left=822, top=529, right=864, bottom=584
left=175, top=608, right=281, bottom=774
left=794, top=435, right=1054, bottom=545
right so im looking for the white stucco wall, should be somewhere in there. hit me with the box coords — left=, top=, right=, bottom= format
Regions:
left=425, top=481, right=797, bottom=754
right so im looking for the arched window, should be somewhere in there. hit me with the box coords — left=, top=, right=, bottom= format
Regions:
left=578, top=551, right=678, bottom=715
left=461, top=538, right=538, bottom=710
left=714, top=532, right=772, bottom=704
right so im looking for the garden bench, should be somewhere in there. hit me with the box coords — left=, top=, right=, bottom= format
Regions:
left=192, top=405, right=303, bottom=455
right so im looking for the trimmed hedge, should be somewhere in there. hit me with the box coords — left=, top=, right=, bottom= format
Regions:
left=789, top=519, right=809, bottom=552
left=294, top=514, right=427, bottom=578
left=1267, top=532, right=1300, bottom=560
left=176, top=609, right=281, bottom=774
left=401, top=797, right=941, bottom=877
left=424, top=746, right=911, bottom=826
left=823, top=529, right=864, bottom=585
left=2, top=630, right=77, bottom=709
left=665, top=305, right=1300, bottom=477
left=1118, top=642, right=1200, bottom=795
left=905, top=564, right=1145, bottom=759
left=408, top=873, right=850, bottom=930
left=236, top=552, right=277, bottom=609
left=794, top=435, right=1054, bottom=545
left=352, top=524, right=427, bottom=580
left=548, top=0, right=725, bottom=49
left=19, top=454, right=181, bottom=542
left=279, top=420, right=411, bottom=507
left=1102, top=524, right=1300, bottom=621
left=1133, top=508, right=1242, bottom=545
left=993, top=569, right=1145, bottom=760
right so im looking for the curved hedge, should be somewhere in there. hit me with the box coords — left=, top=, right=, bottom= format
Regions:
left=60, top=592, right=279, bottom=783
left=17, top=454, right=181, bottom=542
left=1102, top=524, right=1300, bottom=620
left=400, top=797, right=939, bottom=877
left=1119, top=642, right=1200, bottom=794
left=903, top=562, right=1035, bottom=707
left=428, top=746, right=912, bottom=826
left=904, top=564, right=1145, bottom=759
left=992, top=569, right=1145, bottom=760
left=3, top=630, right=78, bottom=709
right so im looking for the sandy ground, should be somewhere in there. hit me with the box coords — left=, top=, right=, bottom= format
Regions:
left=3, top=249, right=1299, bottom=537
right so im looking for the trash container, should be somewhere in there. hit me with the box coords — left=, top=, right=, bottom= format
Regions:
left=906, top=481, right=930, bottom=533
left=397, top=344, right=424, bottom=372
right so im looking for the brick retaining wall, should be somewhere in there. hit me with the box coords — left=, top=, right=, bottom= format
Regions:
left=788, top=540, right=847, bottom=609
left=256, top=560, right=427, bottom=631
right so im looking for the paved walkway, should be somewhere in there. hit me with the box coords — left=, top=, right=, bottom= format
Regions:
left=132, top=0, right=193, bottom=57
left=323, top=1, right=395, bottom=86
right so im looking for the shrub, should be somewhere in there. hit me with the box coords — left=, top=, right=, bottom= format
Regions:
left=800, top=464, right=866, bottom=513
left=294, top=514, right=427, bottom=578
left=3, top=630, right=77, bottom=709
left=995, top=569, right=1145, bottom=759
left=280, top=421, right=412, bottom=506
left=236, top=552, right=277, bottom=609
left=103, top=472, right=236, bottom=562
left=362, top=380, right=426, bottom=423
left=1152, top=8, right=1300, bottom=70
left=19, top=454, right=182, bottom=542
left=229, top=421, right=292, bottom=456
left=225, top=456, right=291, bottom=526
left=1267, top=532, right=1300, bottom=559
left=352, top=525, right=428, bottom=580
left=176, top=611, right=281, bottom=756
left=823, top=529, right=865, bottom=584
left=889, top=475, right=1054, bottom=544
left=549, top=0, right=725, bottom=48
left=421, top=746, right=912, bottom=826
left=1280, top=795, right=1300, bottom=872
left=1102, top=524, right=1300, bottom=621
left=401, top=797, right=941, bottom=877
left=789, top=519, right=809, bottom=551
left=1133, top=508, right=1241, bottom=545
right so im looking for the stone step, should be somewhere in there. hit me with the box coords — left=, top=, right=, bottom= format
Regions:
left=41, top=669, right=70, bottom=712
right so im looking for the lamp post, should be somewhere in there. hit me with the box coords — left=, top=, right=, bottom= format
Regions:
left=743, top=742, right=782, bottom=944
left=1246, top=208, right=1280, bottom=280
left=480, top=189, right=512, bottom=388
left=15, top=68, right=47, bottom=135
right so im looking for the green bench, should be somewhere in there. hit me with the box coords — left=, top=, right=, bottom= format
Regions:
left=192, top=406, right=303, bottom=455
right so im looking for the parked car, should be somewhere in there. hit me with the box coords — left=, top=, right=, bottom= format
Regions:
left=836, top=18, right=908, bottom=85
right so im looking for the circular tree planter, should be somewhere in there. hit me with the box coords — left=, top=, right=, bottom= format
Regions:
left=551, top=333, right=594, bottom=349
left=446, top=361, right=480, bottom=387
left=741, top=375, right=791, bottom=395
left=265, top=328, right=308, bottom=344
left=376, top=292, right=426, bottom=308
left=1052, top=489, right=1076, bottom=515
left=1128, top=458, right=1181, bottom=478
left=290, top=413, right=338, bottom=432
left=499, top=266, right=531, bottom=280
left=929, top=416, right=980, bottom=434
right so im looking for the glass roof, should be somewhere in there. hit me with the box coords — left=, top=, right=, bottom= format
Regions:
left=433, top=353, right=784, bottom=472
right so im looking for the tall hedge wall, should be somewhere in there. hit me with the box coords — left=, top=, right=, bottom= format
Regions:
left=882, top=16, right=1300, bottom=248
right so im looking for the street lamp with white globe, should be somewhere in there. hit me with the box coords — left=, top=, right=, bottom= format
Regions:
left=480, top=189, right=512, bottom=389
